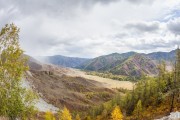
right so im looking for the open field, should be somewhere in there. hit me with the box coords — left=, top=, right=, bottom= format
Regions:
left=67, top=69, right=134, bottom=90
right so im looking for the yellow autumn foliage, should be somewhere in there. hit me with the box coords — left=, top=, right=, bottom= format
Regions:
left=44, top=111, right=55, bottom=120
left=75, top=114, right=81, bottom=120
left=111, top=106, right=123, bottom=120
left=60, top=107, right=72, bottom=120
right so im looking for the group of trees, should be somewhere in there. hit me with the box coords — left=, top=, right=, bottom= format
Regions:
left=118, top=49, right=180, bottom=119
left=44, top=105, right=124, bottom=120
left=169, top=47, right=180, bottom=112
left=80, top=48, right=180, bottom=120
left=0, top=24, right=36, bottom=120
left=86, top=72, right=125, bottom=81
left=45, top=107, right=73, bottom=120
left=87, top=71, right=138, bottom=82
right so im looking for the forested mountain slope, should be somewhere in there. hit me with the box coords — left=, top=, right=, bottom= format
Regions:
left=78, top=52, right=136, bottom=71
left=110, top=54, right=158, bottom=76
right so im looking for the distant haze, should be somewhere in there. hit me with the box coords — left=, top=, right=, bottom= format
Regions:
left=1, top=0, right=180, bottom=57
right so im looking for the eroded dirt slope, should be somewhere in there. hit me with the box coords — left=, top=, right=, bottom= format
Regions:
left=27, top=70, right=114, bottom=111
left=26, top=55, right=132, bottom=111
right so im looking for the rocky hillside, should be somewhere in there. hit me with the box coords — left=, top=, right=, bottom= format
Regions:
left=78, top=52, right=136, bottom=71
left=78, top=53, right=158, bottom=77
left=25, top=56, right=115, bottom=111
left=110, top=54, right=158, bottom=76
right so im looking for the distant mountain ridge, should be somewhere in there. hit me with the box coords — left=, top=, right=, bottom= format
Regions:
left=36, top=55, right=90, bottom=68
left=110, top=54, right=158, bottom=76
left=78, top=53, right=158, bottom=77
left=147, top=50, right=176, bottom=61
left=77, top=50, right=176, bottom=77
left=77, top=52, right=136, bottom=71
left=36, top=49, right=176, bottom=77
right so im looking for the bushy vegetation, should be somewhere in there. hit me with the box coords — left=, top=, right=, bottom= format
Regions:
left=44, top=111, right=56, bottom=120
left=111, top=106, right=123, bottom=120
left=86, top=71, right=139, bottom=82
left=0, top=24, right=37, bottom=120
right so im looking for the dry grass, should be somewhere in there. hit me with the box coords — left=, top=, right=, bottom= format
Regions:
left=27, top=57, right=133, bottom=90
left=66, top=69, right=134, bottom=90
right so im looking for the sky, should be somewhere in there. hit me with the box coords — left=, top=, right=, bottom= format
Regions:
left=1, top=0, right=180, bottom=58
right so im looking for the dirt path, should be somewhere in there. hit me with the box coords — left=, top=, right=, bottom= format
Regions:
left=67, top=69, right=134, bottom=90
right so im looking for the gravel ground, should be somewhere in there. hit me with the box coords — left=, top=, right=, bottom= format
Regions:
left=21, top=78, right=59, bottom=113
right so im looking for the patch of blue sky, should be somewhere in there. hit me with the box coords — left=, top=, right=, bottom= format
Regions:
left=156, top=4, right=180, bottom=23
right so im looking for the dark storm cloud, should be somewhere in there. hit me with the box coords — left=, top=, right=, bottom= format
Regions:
left=125, top=21, right=160, bottom=33
left=0, top=0, right=119, bottom=17
left=0, top=0, right=155, bottom=18
left=113, top=33, right=128, bottom=39
left=167, top=18, right=180, bottom=35
left=127, top=0, right=154, bottom=4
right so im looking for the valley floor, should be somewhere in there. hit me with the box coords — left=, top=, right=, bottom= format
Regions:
left=66, top=69, right=134, bottom=90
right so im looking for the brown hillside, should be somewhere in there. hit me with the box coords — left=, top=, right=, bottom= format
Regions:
left=26, top=56, right=115, bottom=111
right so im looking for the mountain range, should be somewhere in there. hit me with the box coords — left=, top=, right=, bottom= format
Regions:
left=37, top=55, right=89, bottom=68
left=36, top=49, right=176, bottom=77
left=146, top=50, right=176, bottom=61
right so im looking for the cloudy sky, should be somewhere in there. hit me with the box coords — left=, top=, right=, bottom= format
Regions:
left=1, top=0, right=180, bottom=58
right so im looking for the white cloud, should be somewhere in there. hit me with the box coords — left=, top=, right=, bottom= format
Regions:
left=0, top=0, right=180, bottom=58
left=167, top=18, right=180, bottom=35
